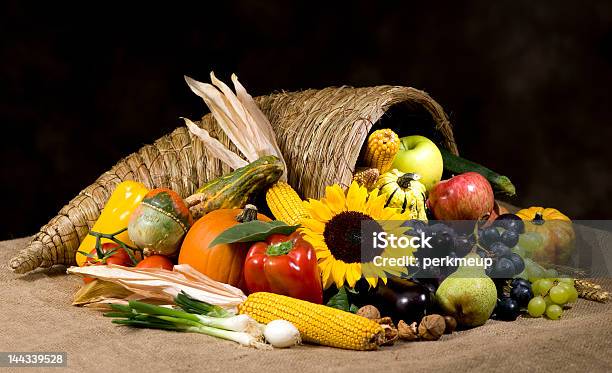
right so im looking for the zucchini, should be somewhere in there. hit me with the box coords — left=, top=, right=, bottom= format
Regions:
left=440, top=148, right=516, bottom=196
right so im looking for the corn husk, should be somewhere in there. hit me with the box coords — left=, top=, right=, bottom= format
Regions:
left=73, top=279, right=134, bottom=306
left=67, top=264, right=246, bottom=309
left=185, top=73, right=287, bottom=181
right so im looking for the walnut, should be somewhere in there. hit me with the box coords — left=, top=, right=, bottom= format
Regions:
left=374, top=316, right=393, bottom=325
left=418, top=314, right=445, bottom=341
left=356, top=305, right=380, bottom=320
left=397, top=320, right=418, bottom=341
left=371, top=317, right=398, bottom=345
left=380, top=323, right=399, bottom=346
left=443, top=316, right=457, bottom=334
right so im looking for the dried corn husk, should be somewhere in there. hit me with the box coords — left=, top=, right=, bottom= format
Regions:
left=67, top=264, right=246, bottom=309
left=578, top=288, right=609, bottom=303
left=574, top=279, right=602, bottom=291
left=73, top=279, right=134, bottom=306
left=185, top=73, right=287, bottom=180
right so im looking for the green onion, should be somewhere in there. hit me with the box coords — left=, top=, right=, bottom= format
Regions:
left=175, top=292, right=232, bottom=318
left=106, top=300, right=268, bottom=349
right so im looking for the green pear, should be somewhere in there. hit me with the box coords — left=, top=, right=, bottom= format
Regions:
left=435, top=253, right=497, bottom=327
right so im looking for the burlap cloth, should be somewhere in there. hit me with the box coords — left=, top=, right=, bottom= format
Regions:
left=1, top=237, right=611, bottom=373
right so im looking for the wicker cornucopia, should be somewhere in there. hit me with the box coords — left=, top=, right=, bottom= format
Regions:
left=9, top=85, right=457, bottom=273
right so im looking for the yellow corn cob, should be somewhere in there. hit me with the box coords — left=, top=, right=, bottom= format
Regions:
left=363, top=129, right=400, bottom=173
left=238, top=292, right=384, bottom=350
left=266, top=182, right=309, bottom=225
left=352, top=167, right=380, bottom=190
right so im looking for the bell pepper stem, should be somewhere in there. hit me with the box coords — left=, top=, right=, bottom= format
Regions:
left=266, top=241, right=294, bottom=256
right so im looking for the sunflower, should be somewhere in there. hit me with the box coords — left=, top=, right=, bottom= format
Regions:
left=300, top=181, right=413, bottom=289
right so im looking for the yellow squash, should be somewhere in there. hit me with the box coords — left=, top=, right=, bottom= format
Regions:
left=375, top=169, right=427, bottom=220
left=76, top=181, right=149, bottom=266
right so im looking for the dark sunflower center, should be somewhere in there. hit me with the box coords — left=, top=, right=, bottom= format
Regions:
left=323, top=211, right=384, bottom=263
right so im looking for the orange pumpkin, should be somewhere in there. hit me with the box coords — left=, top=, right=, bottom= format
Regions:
left=516, top=207, right=575, bottom=265
left=178, top=207, right=271, bottom=289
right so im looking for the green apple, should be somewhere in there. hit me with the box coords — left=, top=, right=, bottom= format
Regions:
left=391, top=135, right=443, bottom=190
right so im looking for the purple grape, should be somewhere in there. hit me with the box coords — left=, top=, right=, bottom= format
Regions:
left=495, top=297, right=520, bottom=321
left=501, top=229, right=519, bottom=248
left=510, top=285, right=533, bottom=307
left=509, top=253, right=525, bottom=274
left=480, top=227, right=501, bottom=248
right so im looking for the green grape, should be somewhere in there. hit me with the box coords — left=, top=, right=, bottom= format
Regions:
left=556, top=282, right=573, bottom=291
left=512, top=245, right=526, bottom=258
left=526, top=262, right=547, bottom=282
left=545, top=268, right=559, bottom=278
left=528, top=296, right=547, bottom=317
left=566, top=286, right=579, bottom=303
left=518, top=232, right=544, bottom=256
left=544, top=295, right=554, bottom=306
left=546, top=304, right=563, bottom=320
left=514, top=269, right=528, bottom=280
left=558, top=277, right=574, bottom=285
left=533, top=279, right=554, bottom=296
left=549, top=285, right=569, bottom=304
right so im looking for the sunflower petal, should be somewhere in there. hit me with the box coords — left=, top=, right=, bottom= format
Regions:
left=324, top=184, right=346, bottom=214
left=331, top=259, right=348, bottom=288
left=365, top=276, right=378, bottom=288
left=305, top=198, right=334, bottom=222
left=346, top=181, right=367, bottom=213
left=300, top=218, right=326, bottom=234
left=315, top=249, right=331, bottom=259
left=345, top=263, right=362, bottom=288
left=366, top=191, right=388, bottom=218
left=320, top=258, right=335, bottom=289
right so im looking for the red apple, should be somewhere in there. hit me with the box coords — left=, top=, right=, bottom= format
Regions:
left=427, top=172, right=494, bottom=221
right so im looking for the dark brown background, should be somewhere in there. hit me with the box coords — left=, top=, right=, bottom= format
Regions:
left=1, top=1, right=611, bottom=240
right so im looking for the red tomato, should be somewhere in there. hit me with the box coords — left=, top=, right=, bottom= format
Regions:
left=136, top=255, right=174, bottom=270
left=82, top=243, right=133, bottom=283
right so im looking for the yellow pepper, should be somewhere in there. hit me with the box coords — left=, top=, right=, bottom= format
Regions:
left=76, top=181, right=149, bottom=266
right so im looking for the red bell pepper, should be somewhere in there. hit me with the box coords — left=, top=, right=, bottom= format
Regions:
left=244, top=232, right=323, bottom=304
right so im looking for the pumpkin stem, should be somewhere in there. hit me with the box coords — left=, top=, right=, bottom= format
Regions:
left=397, top=173, right=421, bottom=189
left=532, top=211, right=545, bottom=225
left=237, top=204, right=259, bottom=223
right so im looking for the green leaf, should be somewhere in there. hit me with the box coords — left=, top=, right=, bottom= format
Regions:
left=326, top=287, right=359, bottom=313
left=208, top=220, right=300, bottom=247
